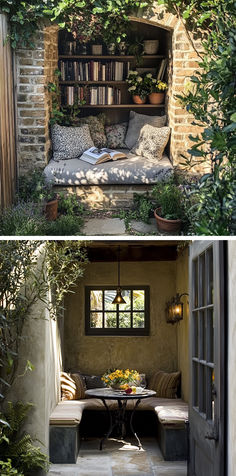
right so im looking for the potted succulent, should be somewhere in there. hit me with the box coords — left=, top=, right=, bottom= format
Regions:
left=152, top=180, right=184, bottom=234
left=126, top=70, right=151, bottom=104
left=148, top=78, right=168, bottom=104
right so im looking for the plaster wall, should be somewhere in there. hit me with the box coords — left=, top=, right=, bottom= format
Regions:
left=6, top=255, right=62, bottom=454
left=227, top=241, right=236, bottom=476
left=64, top=261, right=178, bottom=381
left=176, top=247, right=189, bottom=402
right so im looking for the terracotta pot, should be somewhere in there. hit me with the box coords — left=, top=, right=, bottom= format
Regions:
left=45, top=199, right=58, bottom=221
left=148, top=92, right=165, bottom=105
left=132, top=95, right=147, bottom=104
left=154, top=208, right=182, bottom=234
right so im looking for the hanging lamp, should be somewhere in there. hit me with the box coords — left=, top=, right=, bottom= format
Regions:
left=112, top=246, right=126, bottom=305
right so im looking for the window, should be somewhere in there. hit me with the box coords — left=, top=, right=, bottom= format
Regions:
left=85, top=286, right=150, bottom=335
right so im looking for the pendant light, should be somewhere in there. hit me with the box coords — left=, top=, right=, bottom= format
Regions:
left=112, top=246, right=126, bottom=305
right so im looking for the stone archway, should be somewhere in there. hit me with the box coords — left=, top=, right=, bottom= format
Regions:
left=15, top=5, right=201, bottom=175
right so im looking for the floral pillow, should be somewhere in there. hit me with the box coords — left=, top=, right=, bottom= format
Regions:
left=51, top=124, right=94, bottom=161
left=80, top=114, right=107, bottom=148
left=132, top=124, right=170, bottom=161
left=105, top=122, right=128, bottom=149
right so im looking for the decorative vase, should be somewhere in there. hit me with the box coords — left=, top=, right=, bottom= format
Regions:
left=144, top=40, right=159, bottom=55
left=80, top=44, right=87, bottom=55
left=45, top=199, right=58, bottom=221
left=91, top=44, right=103, bottom=55
left=107, top=43, right=116, bottom=55
left=154, top=208, right=182, bottom=234
left=148, top=92, right=165, bottom=105
left=132, top=95, right=147, bottom=104
left=118, top=42, right=127, bottom=55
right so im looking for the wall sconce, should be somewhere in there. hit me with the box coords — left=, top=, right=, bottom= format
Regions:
left=166, top=293, right=189, bottom=324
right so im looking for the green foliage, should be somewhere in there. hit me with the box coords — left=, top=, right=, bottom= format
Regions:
left=0, top=459, right=23, bottom=475
left=45, top=213, right=84, bottom=235
left=2, top=0, right=154, bottom=49
left=158, top=0, right=236, bottom=234
left=47, top=75, right=85, bottom=126
left=0, top=402, right=49, bottom=475
left=18, top=169, right=55, bottom=203
left=116, top=193, right=153, bottom=231
left=0, top=241, right=88, bottom=400
left=0, top=202, right=46, bottom=236
left=152, top=178, right=185, bottom=220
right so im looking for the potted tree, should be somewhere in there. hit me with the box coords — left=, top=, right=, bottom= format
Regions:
left=126, top=71, right=151, bottom=104
left=152, top=179, right=184, bottom=234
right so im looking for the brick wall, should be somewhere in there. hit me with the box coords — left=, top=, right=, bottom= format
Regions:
left=15, top=6, right=202, bottom=175
left=16, top=24, right=58, bottom=175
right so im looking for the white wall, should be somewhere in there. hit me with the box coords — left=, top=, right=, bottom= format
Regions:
left=227, top=241, right=236, bottom=476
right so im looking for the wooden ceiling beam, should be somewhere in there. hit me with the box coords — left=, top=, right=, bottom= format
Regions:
left=87, top=245, right=178, bottom=262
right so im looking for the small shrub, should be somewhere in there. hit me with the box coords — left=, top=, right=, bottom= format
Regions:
left=152, top=179, right=185, bottom=220
left=58, top=192, right=85, bottom=216
left=45, top=214, right=84, bottom=236
left=0, top=203, right=46, bottom=236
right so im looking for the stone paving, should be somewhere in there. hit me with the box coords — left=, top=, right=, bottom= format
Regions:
left=49, top=437, right=187, bottom=476
left=81, top=218, right=159, bottom=236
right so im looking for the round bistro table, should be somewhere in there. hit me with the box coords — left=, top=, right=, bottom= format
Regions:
left=85, top=387, right=156, bottom=450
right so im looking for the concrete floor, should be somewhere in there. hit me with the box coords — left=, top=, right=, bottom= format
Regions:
left=49, top=437, right=187, bottom=476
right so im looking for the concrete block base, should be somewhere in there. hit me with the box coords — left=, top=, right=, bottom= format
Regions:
left=49, top=425, right=80, bottom=463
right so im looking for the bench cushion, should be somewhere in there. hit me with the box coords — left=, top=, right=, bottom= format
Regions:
left=50, top=397, right=188, bottom=428
left=44, top=150, right=173, bottom=186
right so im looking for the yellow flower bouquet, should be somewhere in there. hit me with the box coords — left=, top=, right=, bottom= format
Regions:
left=102, top=369, right=140, bottom=390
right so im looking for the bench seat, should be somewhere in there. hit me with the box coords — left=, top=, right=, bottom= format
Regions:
left=49, top=397, right=188, bottom=463
left=44, top=150, right=173, bottom=186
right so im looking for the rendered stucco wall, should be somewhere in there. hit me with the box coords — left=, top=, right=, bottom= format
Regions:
left=64, top=260, right=178, bottom=381
left=227, top=241, right=236, bottom=476
left=176, top=247, right=189, bottom=402
left=5, top=255, right=62, bottom=455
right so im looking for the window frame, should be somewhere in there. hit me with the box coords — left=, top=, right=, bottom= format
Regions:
left=85, top=285, right=150, bottom=336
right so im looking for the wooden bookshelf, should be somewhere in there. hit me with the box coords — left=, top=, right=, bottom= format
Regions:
left=59, top=81, right=127, bottom=85
left=65, top=104, right=165, bottom=109
left=59, top=55, right=165, bottom=60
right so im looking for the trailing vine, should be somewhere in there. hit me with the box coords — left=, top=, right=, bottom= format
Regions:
left=1, top=0, right=155, bottom=48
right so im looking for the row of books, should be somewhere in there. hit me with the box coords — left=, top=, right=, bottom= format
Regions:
left=59, top=60, right=130, bottom=82
left=61, top=86, right=122, bottom=106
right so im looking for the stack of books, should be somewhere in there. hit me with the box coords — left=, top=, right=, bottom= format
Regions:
left=59, top=60, right=130, bottom=82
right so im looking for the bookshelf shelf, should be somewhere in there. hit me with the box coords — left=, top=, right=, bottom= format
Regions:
left=59, top=55, right=166, bottom=60
left=59, top=81, right=127, bottom=85
left=65, top=104, right=165, bottom=109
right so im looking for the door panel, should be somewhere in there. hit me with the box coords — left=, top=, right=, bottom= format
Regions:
left=189, top=241, right=226, bottom=476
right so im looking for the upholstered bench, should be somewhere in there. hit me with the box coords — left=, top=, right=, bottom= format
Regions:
left=49, top=397, right=188, bottom=463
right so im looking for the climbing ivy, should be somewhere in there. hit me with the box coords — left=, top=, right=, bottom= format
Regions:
left=158, top=0, right=236, bottom=235
left=0, top=0, right=154, bottom=48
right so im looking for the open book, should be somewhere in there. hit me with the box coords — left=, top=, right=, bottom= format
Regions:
left=80, top=147, right=127, bottom=165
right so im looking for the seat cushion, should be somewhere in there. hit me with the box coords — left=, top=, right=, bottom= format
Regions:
left=44, top=149, right=173, bottom=186
left=50, top=400, right=87, bottom=425
left=138, top=397, right=188, bottom=428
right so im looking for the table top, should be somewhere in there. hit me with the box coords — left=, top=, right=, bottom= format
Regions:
left=85, top=387, right=156, bottom=400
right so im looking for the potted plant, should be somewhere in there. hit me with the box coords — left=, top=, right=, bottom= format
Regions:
left=152, top=179, right=184, bottom=234
left=102, top=369, right=140, bottom=391
left=126, top=71, right=151, bottom=104
left=44, top=190, right=59, bottom=221
left=148, top=78, right=168, bottom=104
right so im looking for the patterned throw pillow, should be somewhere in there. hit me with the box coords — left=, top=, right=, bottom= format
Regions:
left=149, top=370, right=181, bottom=398
left=125, top=111, right=166, bottom=149
left=71, top=372, right=87, bottom=399
left=131, top=125, right=170, bottom=161
left=105, top=122, right=128, bottom=149
left=60, top=372, right=77, bottom=401
left=83, top=374, right=106, bottom=390
left=80, top=114, right=107, bottom=148
left=51, top=124, right=94, bottom=161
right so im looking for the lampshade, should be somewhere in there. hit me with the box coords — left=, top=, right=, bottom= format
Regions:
left=112, top=246, right=126, bottom=305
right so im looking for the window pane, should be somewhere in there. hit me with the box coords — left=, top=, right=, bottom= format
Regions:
left=207, top=309, right=214, bottom=363
left=90, top=312, right=103, bottom=328
left=119, top=312, right=131, bottom=328
left=193, top=259, right=198, bottom=308
left=104, top=290, right=117, bottom=310
left=133, top=312, right=145, bottom=328
left=133, top=290, right=145, bottom=310
left=193, top=361, right=198, bottom=407
left=118, top=290, right=131, bottom=310
left=193, top=311, right=198, bottom=357
left=90, top=290, right=103, bottom=310
left=199, top=253, right=205, bottom=307
left=105, top=312, right=117, bottom=328
left=208, top=247, right=213, bottom=305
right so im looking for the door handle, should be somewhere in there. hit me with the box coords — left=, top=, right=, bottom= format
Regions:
left=205, top=426, right=219, bottom=441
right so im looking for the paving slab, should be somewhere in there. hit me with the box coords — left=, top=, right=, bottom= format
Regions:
left=82, top=218, right=126, bottom=235
left=129, top=219, right=158, bottom=235
left=48, top=437, right=187, bottom=476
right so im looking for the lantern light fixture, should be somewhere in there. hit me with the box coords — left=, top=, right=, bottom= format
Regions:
left=112, top=246, right=126, bottom=305
left=166, top=293, right=189, bottom=324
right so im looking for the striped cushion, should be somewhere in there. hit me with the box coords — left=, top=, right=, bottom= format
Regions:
left=61, top=372, right=77, bottom=400
left=149, top=370, right=181, bottom=398
left=71, top=372, right=87, bottom=399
